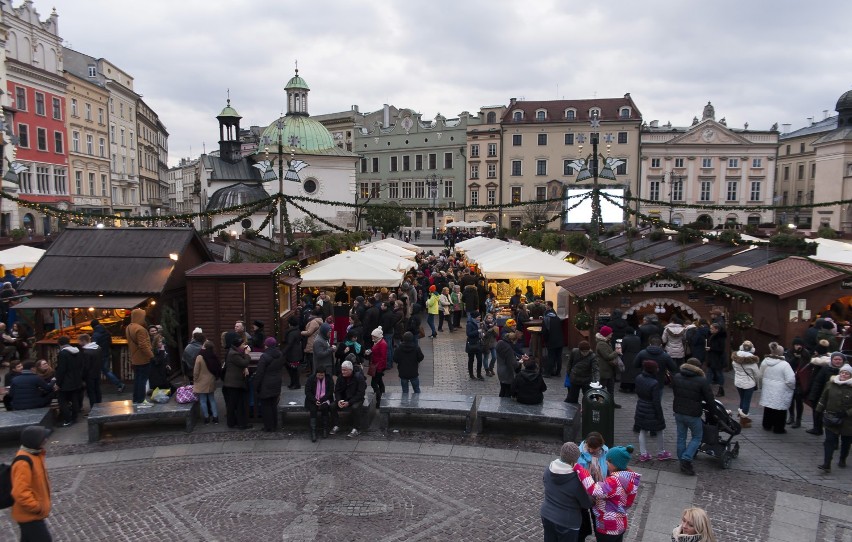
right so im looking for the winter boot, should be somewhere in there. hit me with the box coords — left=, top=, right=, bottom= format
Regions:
left=375, top=393, right=382, bottom=409
left=786, top=412, right=794, bottom=425
left=792, top=416, right=802, bottom=429
left=321, top=415, right=330, bottom=438
left=716, top=386, right=725, bottom=397
left=310, top=419, right=317, bottom=443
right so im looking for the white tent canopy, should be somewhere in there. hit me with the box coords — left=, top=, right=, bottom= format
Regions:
left=445, top=221, right=471, bottom=228
left=469, top=220, right=492, bottom=227
left=478, top=250, right=586, bottom=282
left=367, top=236, right=423, bottom=253
left=360, top=241, right=417, bottom=259
left=300, top=253, right=405, bottom=287
left=455, top=236, right=496, bottom=250
left=0, top=245, right=45, bottom=270
left=356, top=249, right=417, bottom=272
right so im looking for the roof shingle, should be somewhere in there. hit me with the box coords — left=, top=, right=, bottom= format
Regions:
left=556, top=260, right=664, bottom=298
left=720, top=257, right=852, bottom=298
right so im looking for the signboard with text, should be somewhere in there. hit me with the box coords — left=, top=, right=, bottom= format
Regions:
left=642, top=280, right=686, bottom=292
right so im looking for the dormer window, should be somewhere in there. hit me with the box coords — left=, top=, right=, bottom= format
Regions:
left=620, top=107, right=631, bottom=119
left=513, top=110, right=523, bottom=121
left=535, top=109, right=547, bottom=121
left=565, top=109, right=576, bottom=120
left=589, top=107, right=601, bottom=119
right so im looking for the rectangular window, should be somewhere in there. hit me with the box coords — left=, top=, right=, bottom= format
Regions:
left=536, top=186, right=546, bottom=201
left=54, top=168, right=66, bottom=194
left=470, top=163, right=479, bottom=179
left=537, top=134, right=547, bottom=146
left=783, top=166, right=790, bottom=181
left=671, top=179, right=683, bottom=201
left=101, top=174, right=107, bottom=195
left=15, top=87, right=26, bottom=111
left=85, top=103, right=92, bottom=121
left=726, top=180, right=738, bottom=201
left=17, top=124, right=29, bottom=148
left=444, top=180, right=453, bottom=199
left=810, top=163, right=816, bottom=178
left=512, top=134, right=522, bottom=146
left=617, top=131, right=628, bottom=144
left=52, top=97, right=61, bottom=120
left=75, top=171, right=82, bottom=194
left=752, top=158, right=762, bottom=168
left=130, top=132, right=134, bottom=149
left=36, top=166, right=50, bottom=193
left=71, top=99, right=78, bottom=117
left=88, top=65, right=97, bottom=77
left=401, top=181, right=412, bottom=199
left=469, top=188, right=479, bottom=206
left=511, top=160, right=522, bottom=176
left=359, top=182, right=369, bottom=199
left=370, top=182, right=381, bottom=198
left=415, top=154, right=423, bottom=170
left=86, top=134, right=93, bottom=155
left=797, top=164, right=805, bottom=180
left=702, top=158, right=713, bottom=168
left=444, top=152, right=453, bottom=169
left=19, top=171, right=31, bottom=193
left=402, top=155, right=410, bottom=171
left=111, top=153, right=116, bottom=172
left=564, top=160, right=573, bottom=176
left=120, top=128, right=125, bottom=147
left=119, top=102, right=124, bottom=119
left=428, top=153, right=437, bottom=169
left=536, top=159, right=547, bottom=176
left=88, top=172, right=95, bottom=195
left=511, top=186, right=521, bottom=204
left=728, top=158, right=739, bottom=168
left=649, top=180, right=661, bottom=201
left=651, top=158, right=661, bottom=168
left=470, top=144, right=480, bottom=158
left=388, top=182, right=399, bottom=199
left=371, top=157, right=379, bottom=173
left=487, top=163, right=496, bottom=178
left=72, top=131, right=80, bottom=152
left=390, top=156, right=398, bottom=172
left=98, top=108, right=104, bottom=125
left=674, top=158, right=684, bottom=168
left=487, top=143, right=497, bottom=157
left=749, top=181, right=761, bottom=201
left=359, top=157, right=367, bottom=173
left=109, top=99, right=114, bottom=114
left=616, top=159, right=628, bottom=176
left=564, top=133, right=574, bottom=145
left=121, top=155, right=126, bottom=174
left=37, top=128, right=47, bottom=151
left=35, top=93, right=45, bottom=116
left=800, top=142, right=805, bottom=153
left=414, top=180, right=425, bottom=199
left=99, top=138, right=106, bottom=157
left=487, top=188, right=496, bottom=205
left=110, top=125, right=115, bottom=142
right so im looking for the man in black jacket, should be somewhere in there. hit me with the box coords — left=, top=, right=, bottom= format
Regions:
left=330, top=360, right=367, bottom=437
left=91, top=319, right=123, bottom=392
left=55, top=336, right=83, bottom=426
left=511, top=358, right=547, bottom=405
left=9, top=361, right=53, bottom=411
left=671, top=358, right=714, bottom=475
left=542, top=302, right=564, bottom=378
left=633, top=336, right=679, bottom=390
left=78, top=334, right=102, bottom=410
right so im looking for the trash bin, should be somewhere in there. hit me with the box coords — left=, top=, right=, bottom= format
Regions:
left=581, top=385, right=614, bottom=446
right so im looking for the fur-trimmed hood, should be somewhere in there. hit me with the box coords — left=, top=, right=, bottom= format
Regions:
left=663, top=323, right=685, bottom=337
left=680, top=363, right=705, bottom=377
left=595, top=332, right=610, bottom=342
left=732, top=351, right=759, bottom=365
left=812, top=354, right=832, bottom=367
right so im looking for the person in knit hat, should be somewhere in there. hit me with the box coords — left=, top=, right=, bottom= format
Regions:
left=574, top=444, right=641, bottom=540
left=595, top=324, right=623, bottom=409
left=808, top=351, right=846, bottom=435
left=815, top=363, right=852, bottom=471
left=786, top=337, right=812, bottom=428
left=368, top=327, right=387, bottom=408
left=540, top=442, right=592, bottom=540
left=12, top=426, right=53, bottom=540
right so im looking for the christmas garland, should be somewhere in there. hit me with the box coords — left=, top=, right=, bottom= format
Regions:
left=271, top=259, right=300, bottom=338
left=621, top=194, right=852, bottom=212
left=284, top=196, right=351, bottom=233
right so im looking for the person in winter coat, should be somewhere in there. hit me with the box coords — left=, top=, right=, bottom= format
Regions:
left=255, top=337, right=285, bottom=432
left=451, top=284, right=464, bottom=330
left=462, top=283, right=479, bottom=316
left=368, top=327, right=387, bottom=407
left=511, top=358, right=547, bottom=405
left=466, top=312, right=484, bottom=380
left=540, top=442, right=594, bottom=542
left=394, top=331, right=424, bottom=393
left=633, top=336, right=679, bottom=390
left=638, top=315, right=662, bottom=348
left=731, top=340, right=761, bottom=428
left=125, top=307, right=153, bottom=404
left=608, top=310, right=632, bottom=342
left=671, top=359, right=714, bottom=475
left=704, top=323, right=727, bottom=396
left=816, top=363, right=852, bottom=471
left=595, top=326, right=623, bottom=408
left=618, top=328, right=642, bottom=393
left=336, top=329, right=364, bottom=375
left=634, top=360, right=671, bottom=462
left=331, top=359, right=367, bottom=437
left=312, top=323, right=335, bottom=376
left=249, top=320, right=265, bottom=350
left=542, top=302, right=565, bottom=378
left=576, top=432, right=609, bottom=541
left=685, top=319, right=710, bottom=366
left=304, top=366, right=335, bottom=441
left=300, top=309, right=324, bottom=372
left=55, top=336, right=83, bottom=426
left=662, top=317, right=688, bottom=365
left=281, top=317, right=303, bottom=389
left=758, top=342, right=795, bottom=434
left=808, top=350, right=846, bottom=435
left=481, top=314, right=499, bottom=377
left=379, top=301, right=401, bottom=368
left=182, top=328, right=205, bottom=379
left=77, top=334, right=102, bottom=409
left=9, top=361, right=53, bottom=411
left=786, top=337, right=812, bottom=428
left=193, top=340, right=220, bottom=424
left=495, top=332, right=523, bottom=397
left=672, top=507, right=718, bottom=542
left=574, top=445, right=642, bottom=542
left=223, top=336, right=251, bottom=430
left=12, top=425, right=53, bottom=541
left=91, top=319, right=123, bottom=392
left=438, top=287, right=454, bottom=332
left=565, top=341, right=599, bottom=404
left=816, top=320, right=839, bottom=351
left=425, top=287, right=440, bottom=338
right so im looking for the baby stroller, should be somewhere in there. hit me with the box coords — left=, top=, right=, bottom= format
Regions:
left=697, top=399, right=741, bottom=469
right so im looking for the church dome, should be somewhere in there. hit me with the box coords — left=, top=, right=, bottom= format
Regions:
left=285, top=73, right=310, bottom=91
left=836, top=90, right=852, bottom=112
left=258, top=115, right=336, bottom=155
left=206, top=183, right=271, bottom=211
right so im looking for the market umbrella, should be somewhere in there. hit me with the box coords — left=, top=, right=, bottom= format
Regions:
left=300, top=253, right=405, bottom=287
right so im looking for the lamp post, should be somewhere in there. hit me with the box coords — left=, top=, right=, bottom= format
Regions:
left=661, top=171, right=682, bottom=225
left=426, top=173, right=442, bottom=238
left=571, top=111, right=618, bottom=250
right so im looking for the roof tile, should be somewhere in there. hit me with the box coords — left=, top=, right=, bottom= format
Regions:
left=720, top=257, right=852, bottom=298
left=556, top=260, right=664, bottom=298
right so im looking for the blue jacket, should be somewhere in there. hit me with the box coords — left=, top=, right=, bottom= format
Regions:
left=10, top=371, right=53, bottom=410
left=577, top=441, right=609, bottom=479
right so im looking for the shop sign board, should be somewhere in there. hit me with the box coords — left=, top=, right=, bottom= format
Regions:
left=642, top=280, right=685, bottom=292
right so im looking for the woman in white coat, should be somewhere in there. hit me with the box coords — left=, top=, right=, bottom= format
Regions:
left=759, top=342, right=795, bottom=434
left=731, top=340, right=760, bottom=427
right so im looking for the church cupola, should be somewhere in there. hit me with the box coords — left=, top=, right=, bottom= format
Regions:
left=836, top=90, right=852, bottom=128
left=216, top=96, right=242, bottom=163
left=284, top=67, right=311, bottom=117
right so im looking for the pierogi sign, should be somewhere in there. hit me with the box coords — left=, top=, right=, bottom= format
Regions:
left=642, top=280, right=685, bottom=292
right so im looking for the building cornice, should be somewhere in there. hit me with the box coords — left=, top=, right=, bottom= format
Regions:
left=7, top=58, right=66, bottom=93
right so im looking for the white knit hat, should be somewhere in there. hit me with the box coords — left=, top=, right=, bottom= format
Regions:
left=371, top=327, right=384, bottom=339
left=192, top=327, right=203, bottom=335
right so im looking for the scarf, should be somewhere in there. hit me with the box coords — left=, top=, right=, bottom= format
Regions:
left=345, top=339, right=362, bottom=354
left=587, top=448, right=605, bottom=482
left=315, top=377, right=326, bottom=401
left=200, top=348, right=221, bottom=378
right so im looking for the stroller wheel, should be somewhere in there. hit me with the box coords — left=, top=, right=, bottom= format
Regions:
left=721, top=451, right=733, bottom=469
left=732, top=442, right=740, bottom=458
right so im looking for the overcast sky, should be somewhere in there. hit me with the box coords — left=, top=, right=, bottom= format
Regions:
left=39, top=0, right=852, bottom=167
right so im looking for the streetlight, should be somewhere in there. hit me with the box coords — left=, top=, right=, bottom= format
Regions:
left=426, top=173, right=443, bottom=239
left=661, top=171, right=683, bottom=225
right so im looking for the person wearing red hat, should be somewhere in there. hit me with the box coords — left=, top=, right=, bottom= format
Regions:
left=596, top=325, right=623, bottom=408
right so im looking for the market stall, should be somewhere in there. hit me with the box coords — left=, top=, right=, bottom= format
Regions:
left=300, top=252, right=407, bottom=288
left=370, top=237, right=423, bottom=253
left=0, top=245, right=45, bottom=277
left=360, top=241, right=418, bottom=260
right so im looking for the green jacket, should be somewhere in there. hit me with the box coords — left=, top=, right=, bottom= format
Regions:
left=595, top=334, right=619, bottom=380
left=817, top=377, right=852, bottom=436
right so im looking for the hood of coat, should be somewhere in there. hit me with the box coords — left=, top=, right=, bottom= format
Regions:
left=646, top=345, right=664, bottom=356
left=318, top=323, right=331, bottom=339
left=665, top=324, right=685, bottom=336
left=680, top=363, right=705, bottom=378
left=812, top=354, right=832, bottom=367
left=60, top=345, right=80, bottom=354
left=829, top=374, right=852, bottom=386
left=547, top=459, right=579, bottom=484
left=519, top=367, right=540, bottom=381
left=83, top=342, right=100, bottom=351
left=396, top=341, right=419, bottom=355
left=595, top=333, right=610, bottom=343
left=762, top=356, right=785, bottom=368
left=732, top=351, right=759, bottom=364
left=130, top=308, right=147, bottom=326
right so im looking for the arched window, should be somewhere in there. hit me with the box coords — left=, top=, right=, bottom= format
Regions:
left=513, top=110, right=523, bottom=121
left=535, top=109, right=546, bottom=121
left=620, top=107, right=631, bottom=119
left=486, top=112, right=496, bottom=123
left=565, top=109, right=576, bottom=120
left=589, top=107, right=601, bottom=119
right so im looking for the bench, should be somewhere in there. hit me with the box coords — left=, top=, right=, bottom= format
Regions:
left=278, top=390, right=373, bottom=430
left=87, top=400, right=199, bottom=443
left=379, top=392, right=476, bottom=433
left=474, top=397, right=579, bottom=441
left=0, top=408, right=54, bottom=438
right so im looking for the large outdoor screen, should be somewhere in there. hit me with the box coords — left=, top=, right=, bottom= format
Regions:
left=563, top=188, right=625, bottom=225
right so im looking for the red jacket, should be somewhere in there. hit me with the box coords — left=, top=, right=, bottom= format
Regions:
left=371, top=339, right=388, bottom=372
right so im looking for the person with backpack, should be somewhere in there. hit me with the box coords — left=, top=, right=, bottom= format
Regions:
left=9, top=425, right=53, bottom=541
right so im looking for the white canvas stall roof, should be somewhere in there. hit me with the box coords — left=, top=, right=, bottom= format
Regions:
left=479, top=249, right=587, bottom=282
left=300, top=253, right=405, bottom=287
left=356, top=250, right=416, bottom=272
left=455, top=236, right=497, bottom=250
left=460, top=239, right=519, bottom=260
left=811, top=238, right=852, bottom=264
left=361, top=242, right=417, bottom=259
left=445, top=221, right=471, bottom=228
left=0, top=245, right=46, bottom=269
left=367, top=236, right=422, bottom=253
left=467, top=243, right=535, bottom=265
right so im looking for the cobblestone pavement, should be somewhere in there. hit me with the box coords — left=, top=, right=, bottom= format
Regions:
left=0, top=312, right=850, bottom=541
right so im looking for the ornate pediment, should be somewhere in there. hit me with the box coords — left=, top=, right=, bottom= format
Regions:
left=666, top=120, right=753, bottom=146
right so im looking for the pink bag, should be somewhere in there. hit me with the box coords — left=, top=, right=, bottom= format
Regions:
left=175, top=385, right=197, bottom=404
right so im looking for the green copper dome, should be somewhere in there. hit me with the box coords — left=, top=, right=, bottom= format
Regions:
left=258, top=115, right=335, bottom=154
left=217, top=99, right=241, bottom=119
left=285, top=73, right=310, bottom=91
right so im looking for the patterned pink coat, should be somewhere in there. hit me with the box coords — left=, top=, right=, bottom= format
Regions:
left=574, top=464, right=641, bottom=535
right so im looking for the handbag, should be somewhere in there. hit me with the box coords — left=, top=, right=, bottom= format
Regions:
left=564, top=372, right=571, bottom=389
left=465, top=337, right=482, bottom=354
left=175, top=385, right=197, bottom=404
left=615, top=356, right=625, bottom=373
left=823, top=411, right=844, bottom=428
left=418, top=326, right=426, bottom=339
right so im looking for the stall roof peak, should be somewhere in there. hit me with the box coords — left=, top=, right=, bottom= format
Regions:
left=556, top=259, right=665, bottom=298
left=720, top=256, right=852, bottom=298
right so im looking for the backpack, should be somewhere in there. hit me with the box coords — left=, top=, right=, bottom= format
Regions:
left=0, top=455, right=33, bottom=509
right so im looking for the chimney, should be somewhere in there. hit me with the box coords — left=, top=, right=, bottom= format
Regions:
left=352, top=105, right=359, bottom=113
left=383, top=104, right=390, bottom=128
left=782, top=123, right=791, bottom=133
left=823, top=109, right=829, bottom=120
left=624, top=92, right=631, bottom=99
left=509, top=98, right=517, bottom=106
